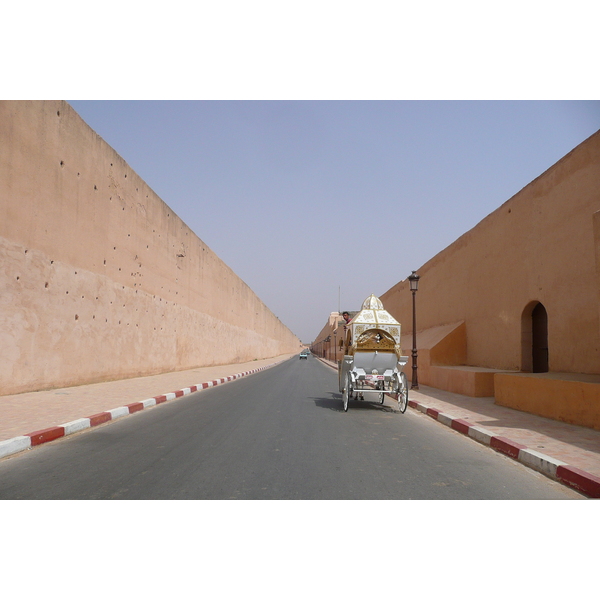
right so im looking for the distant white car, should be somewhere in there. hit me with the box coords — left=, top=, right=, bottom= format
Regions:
left=299, top=351, right=309, bottom=359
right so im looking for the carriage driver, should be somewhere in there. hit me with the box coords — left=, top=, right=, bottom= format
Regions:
left=342, top=311, right=352, bottom=352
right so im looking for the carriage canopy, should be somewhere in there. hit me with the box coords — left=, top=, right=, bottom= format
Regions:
left=344, top=294, right=402, bottom=357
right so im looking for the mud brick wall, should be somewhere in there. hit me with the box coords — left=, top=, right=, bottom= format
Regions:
left=0, top=101, right=299, bottom=394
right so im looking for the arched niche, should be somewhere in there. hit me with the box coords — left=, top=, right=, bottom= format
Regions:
left=521, top=301, right=549, bottom=373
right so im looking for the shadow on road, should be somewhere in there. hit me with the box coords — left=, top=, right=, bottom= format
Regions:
left=312, top=393, right=398, bottom=414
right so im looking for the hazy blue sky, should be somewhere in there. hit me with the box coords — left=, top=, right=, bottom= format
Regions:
left=68, top=100, right=600, bottom=341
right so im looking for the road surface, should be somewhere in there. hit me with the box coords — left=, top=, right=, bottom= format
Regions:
left=0, top=357, right=583, bottom=499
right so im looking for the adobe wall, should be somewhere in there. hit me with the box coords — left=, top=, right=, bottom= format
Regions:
left=312, top=312, right=341, bottom=361
left=381, top=129, right=600, bottom=375
left=0, top=101, right=300, bottom=395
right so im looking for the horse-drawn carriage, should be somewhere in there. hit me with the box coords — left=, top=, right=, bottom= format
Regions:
left=338, top=294, right=409, bottom=413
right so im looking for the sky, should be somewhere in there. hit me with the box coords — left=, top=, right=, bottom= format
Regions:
left=67, top=100, right=600, bottom=342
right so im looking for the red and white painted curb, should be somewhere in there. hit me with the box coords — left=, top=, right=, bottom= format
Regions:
left=316, top=356, right=600, bottom=498
left=0, top=362, right=278, bottom=462
left=409, top=399, right=600, bottom=499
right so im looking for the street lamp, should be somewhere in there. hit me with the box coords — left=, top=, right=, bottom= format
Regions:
left=324, top=335, right=331, bottom=360
left=333, top=329, right=337, bottom=363
left=408, top=270, right=420, bottom=390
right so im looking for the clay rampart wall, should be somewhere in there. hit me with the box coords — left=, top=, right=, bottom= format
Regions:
left=0, top=101, right=299, bottom=395
left=381, top=129, right=600, bottom=375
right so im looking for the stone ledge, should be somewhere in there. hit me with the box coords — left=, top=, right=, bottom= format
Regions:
left=427, top=364, right=516, bottom=397
left=494, top=372, right=600, bottom=431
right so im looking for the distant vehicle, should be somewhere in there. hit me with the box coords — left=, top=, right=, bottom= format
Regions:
left=299, top=351, right=309, bottom=359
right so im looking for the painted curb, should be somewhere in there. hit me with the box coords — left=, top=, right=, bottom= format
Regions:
left=0, top=436, right=31, bottom=460
left=63, top=418, right=91, bottom=436
left=556, top=465, right=600, bottom=497
left=0, top=361, right=281, bottom=462
left=519, top=448, right=566, bottom=479
left=412, top=399, right=599, bottom=499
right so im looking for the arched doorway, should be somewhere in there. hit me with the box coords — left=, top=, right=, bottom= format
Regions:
left=521, top=302, right=549, bottom=372
left=532, top=303, right=549, bottom=372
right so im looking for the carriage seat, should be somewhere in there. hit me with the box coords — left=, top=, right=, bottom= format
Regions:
left=352, top=351, right=399, bottom=380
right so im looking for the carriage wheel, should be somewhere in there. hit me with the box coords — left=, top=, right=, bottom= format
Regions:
left=377, top=381, right=385, bottom=404
left=342, top=373, right=352, bottom=412
left=397, top=372, right=408, bottom=413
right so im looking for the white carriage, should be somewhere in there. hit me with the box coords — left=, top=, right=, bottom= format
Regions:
left=338, top=294, right=409, bottom=413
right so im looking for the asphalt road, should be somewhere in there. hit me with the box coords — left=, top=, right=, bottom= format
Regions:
left=0, top=357, right=583, bottom=499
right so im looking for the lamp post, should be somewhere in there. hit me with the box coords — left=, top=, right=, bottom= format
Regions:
left=333, top=329, right=337, bottom=363
left=324, top=335, right=331, bottom=360
left=408, top=270, right=420, bottom=390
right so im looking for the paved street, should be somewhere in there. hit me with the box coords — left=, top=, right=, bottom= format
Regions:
left=0, top=357, right=583, bottom=499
